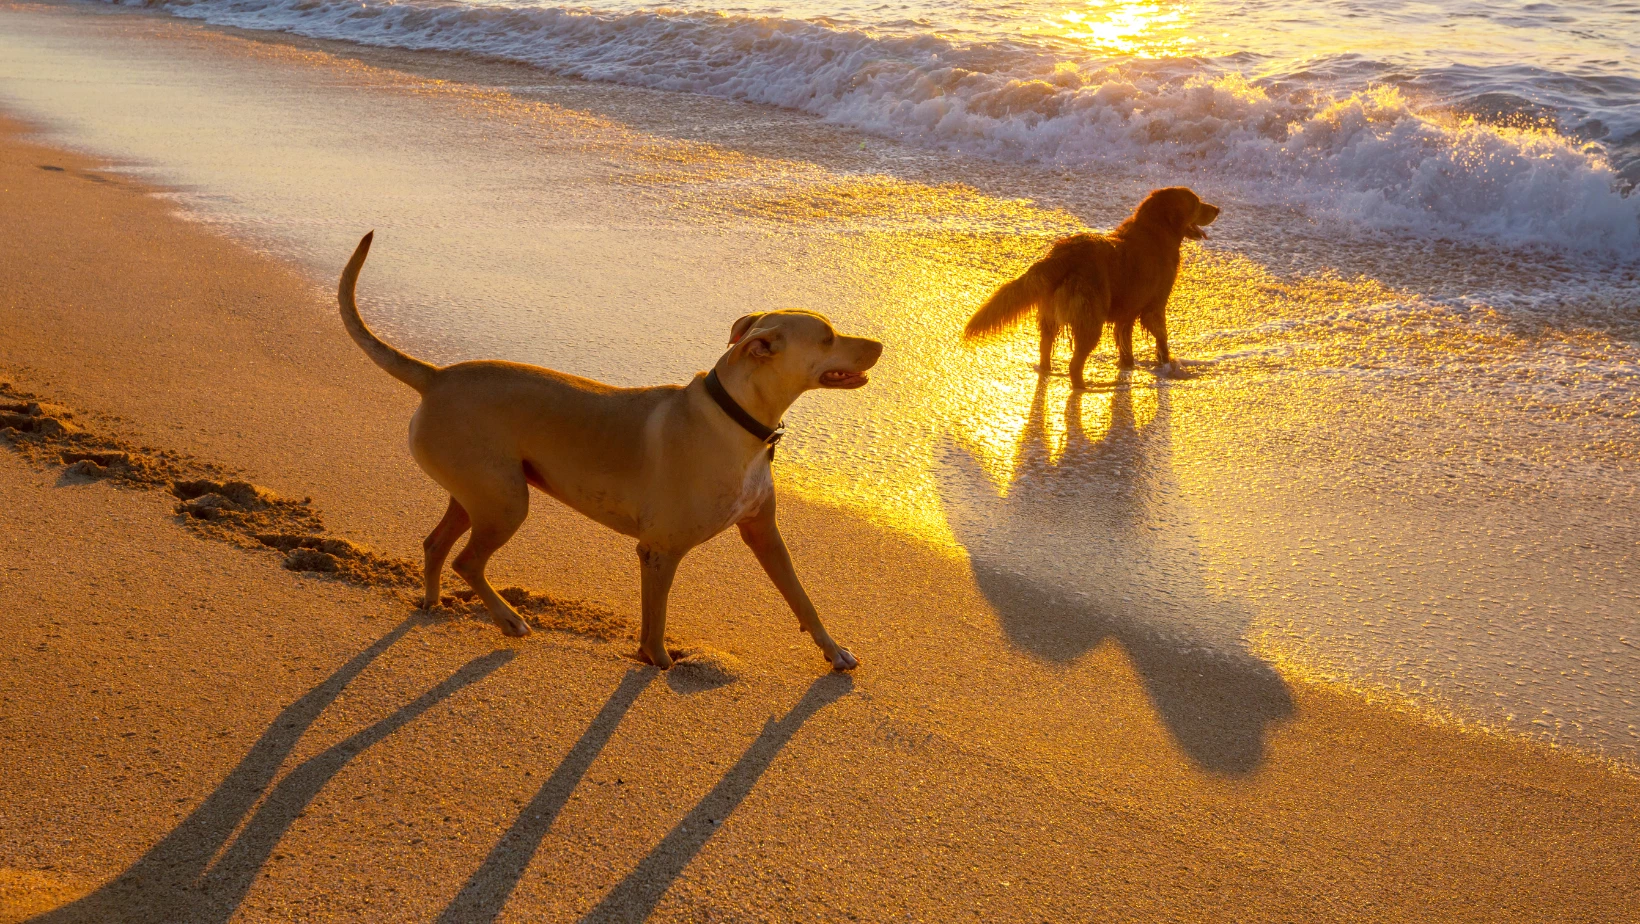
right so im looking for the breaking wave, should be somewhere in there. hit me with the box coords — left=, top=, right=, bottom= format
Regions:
left=116, top=0, right=1640, bottom=253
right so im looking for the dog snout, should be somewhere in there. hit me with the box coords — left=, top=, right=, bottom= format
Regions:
left=856, top=338, right=884, bottom=370
left=1198, top=203, right=1220, bottom=225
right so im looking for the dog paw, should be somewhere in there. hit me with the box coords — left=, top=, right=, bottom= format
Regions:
left=828, top=647, right=859, bottom=672
left=61, top=459, right=108, bottom=482
left=494, top=614, right=532, bottom=637
left=637, top=645, right=676, bottom=670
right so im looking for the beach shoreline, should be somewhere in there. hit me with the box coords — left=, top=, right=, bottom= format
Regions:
left=6, top=0, right=1634, bottom=767
left=3, top=101, right=1639, bottom=922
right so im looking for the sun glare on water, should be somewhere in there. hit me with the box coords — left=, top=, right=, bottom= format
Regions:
left=1045, top=1, right=1198, bottom=56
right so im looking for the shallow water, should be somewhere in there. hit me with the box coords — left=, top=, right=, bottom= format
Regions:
left=101, top=0, right=1640, bottom=251
left=0, top=0, right=1636, bottom=766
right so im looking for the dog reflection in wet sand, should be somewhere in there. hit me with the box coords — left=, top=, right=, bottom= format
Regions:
left=337, top=233, right=881, bottom=671
left=964, top=187, right=1219, bottom=389
left=938, top=378, right=1291, bottom=773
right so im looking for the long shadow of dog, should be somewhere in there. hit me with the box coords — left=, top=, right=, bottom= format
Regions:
left=578, top=673, right=853, bottom=923
left=431, top=670, right=848, bottom=923
left=30, top=618, right=514, bottom=924
left=937, top=375, right=1292, bottom=774
left=436, top=669, right=656, bottom=923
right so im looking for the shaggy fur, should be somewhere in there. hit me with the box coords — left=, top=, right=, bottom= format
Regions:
left=965, top=187, right=1219, bottom=388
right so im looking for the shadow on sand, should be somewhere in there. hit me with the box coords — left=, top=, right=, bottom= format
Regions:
left=937, top=374, right=1292, bottom=774
left=31, top=617, right=514, bottom=924
left=579, top=673, right=853, bottom=923
left=437, top=668, right=656, bottom=923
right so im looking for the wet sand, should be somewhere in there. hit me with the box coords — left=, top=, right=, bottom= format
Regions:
left=2, top=117, right=1638, bottom=922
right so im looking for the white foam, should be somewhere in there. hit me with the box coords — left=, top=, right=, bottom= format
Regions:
left=116, top=0, right=1640, bottom=253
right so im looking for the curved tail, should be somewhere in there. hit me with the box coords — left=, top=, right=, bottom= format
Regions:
left=963, top=258, right=1060, bottom=341
left=338, top=232, right=438, bottom=393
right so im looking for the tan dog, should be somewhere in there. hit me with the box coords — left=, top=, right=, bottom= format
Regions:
left=337, top=233, right=881, bottom=670
left=963, top=187, right=1219, bottom=388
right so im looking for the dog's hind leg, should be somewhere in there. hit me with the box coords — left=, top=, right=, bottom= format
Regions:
left=635, top=543, right=681, bottom=669
left=451, top=474, right=531, bottom=637
left=1115, top=320, right=1137, bottom=369
left=1036, top=314, right=1060, bottom=375
left=1068, top=319, right=1103, bottom=391
left=422, top=496, right=471, bottom=608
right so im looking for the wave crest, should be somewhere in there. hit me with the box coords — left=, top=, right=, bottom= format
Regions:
left=122, top=0, right=1640, bottom=252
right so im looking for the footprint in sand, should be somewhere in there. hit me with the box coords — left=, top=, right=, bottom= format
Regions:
left=663, top=647, right=747, bottom=694
left=5, top=385, right=632, bottom=647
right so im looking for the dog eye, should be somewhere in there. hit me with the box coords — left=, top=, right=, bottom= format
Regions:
left=822, top=335, right=836, bottom=346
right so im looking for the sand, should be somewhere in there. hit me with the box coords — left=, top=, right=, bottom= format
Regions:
left=2, top=119, right=1638, bottom=923
left=7, top=0, right=1637, bottom=762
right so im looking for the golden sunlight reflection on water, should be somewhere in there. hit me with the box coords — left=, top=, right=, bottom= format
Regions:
left=761, top=219, right=1325, bottom=554
left=1044, top=1, right=1198, bottom=56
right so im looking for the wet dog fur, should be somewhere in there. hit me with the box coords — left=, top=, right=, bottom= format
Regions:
left=964, top=187, right=1219, bottom=388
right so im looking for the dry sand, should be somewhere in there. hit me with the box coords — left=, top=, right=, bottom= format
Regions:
left=1, top=119, right=1637, bottom=922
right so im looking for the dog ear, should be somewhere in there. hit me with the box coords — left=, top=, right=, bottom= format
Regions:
left=1142, top=187, right=1203, bottom=238
left=1178, top=193, right=1207, bottom=239
left=1135, top=187, right=1183, bottom=226
left=1170, top=189, right=1203, bottom=235
left=737, top=326, right=784, bottom=360
left=728, top=313, right=764, bottom=345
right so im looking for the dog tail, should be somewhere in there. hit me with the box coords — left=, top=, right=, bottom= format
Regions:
left=963, top=256, right=1061, bottom=341
left=338, top=232, right=438, bottom=394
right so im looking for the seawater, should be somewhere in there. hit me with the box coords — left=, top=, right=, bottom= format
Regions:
left=109, top=0, right=1640, bottom=252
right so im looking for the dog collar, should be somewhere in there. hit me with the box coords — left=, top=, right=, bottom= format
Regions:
left=704, top=368, right=785, bottom=450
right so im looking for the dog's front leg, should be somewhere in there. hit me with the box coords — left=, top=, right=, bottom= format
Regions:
left=636, top=543, right=681, bottom=669
left=738, top=500, right=858, bottom=672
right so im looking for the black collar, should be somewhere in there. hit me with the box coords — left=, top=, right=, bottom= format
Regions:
left=704, top=368, right=785, bottom=449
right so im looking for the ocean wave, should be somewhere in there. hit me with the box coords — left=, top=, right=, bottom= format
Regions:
left=116, top=0, right=1640, bottom=253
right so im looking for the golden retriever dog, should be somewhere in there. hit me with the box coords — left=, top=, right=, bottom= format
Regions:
left=963, top=187, right=1218, bottom=388
left=338, top=233, right=881, bottom=670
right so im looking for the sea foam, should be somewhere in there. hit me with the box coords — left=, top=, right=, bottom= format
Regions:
left=117, top=0, right=1640, bottom=253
